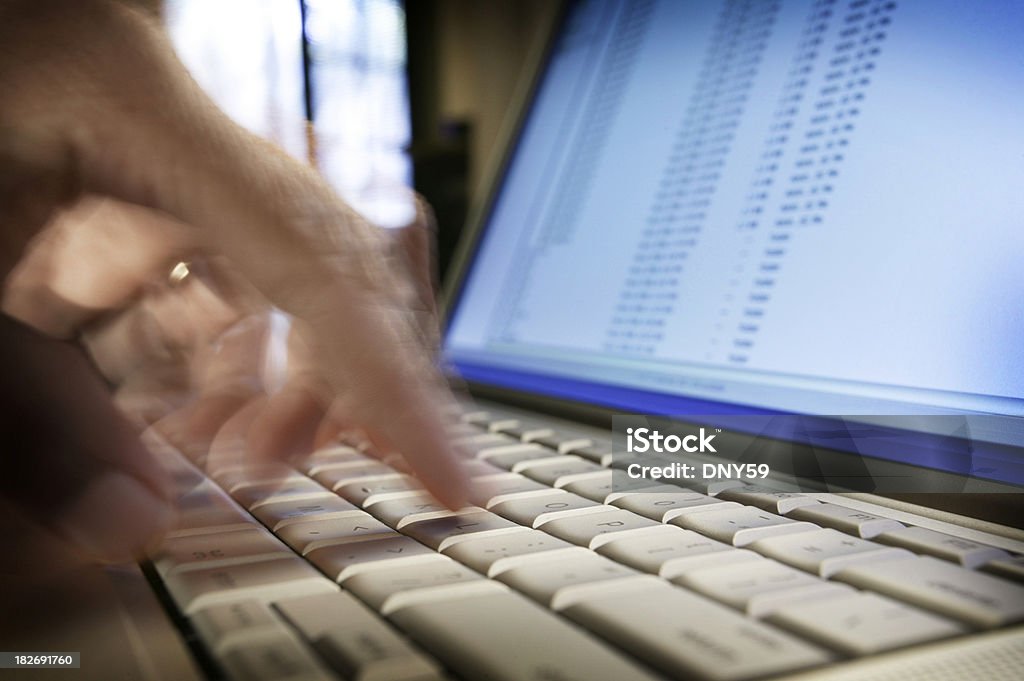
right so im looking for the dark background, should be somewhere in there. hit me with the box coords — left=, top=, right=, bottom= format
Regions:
left=405, top=0, right=560, bottom=280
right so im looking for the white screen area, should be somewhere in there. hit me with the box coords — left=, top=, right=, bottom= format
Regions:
left=445, top=0, right=1024, bottom=418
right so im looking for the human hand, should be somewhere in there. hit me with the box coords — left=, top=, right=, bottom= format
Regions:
left=0, top=0, right=465, bottom=562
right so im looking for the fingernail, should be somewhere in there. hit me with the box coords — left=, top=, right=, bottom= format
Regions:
left=57, top=472, right=175, bottom=563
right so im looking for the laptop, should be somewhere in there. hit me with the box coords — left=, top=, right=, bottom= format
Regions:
left=3, top=0, right=1022, bottom=679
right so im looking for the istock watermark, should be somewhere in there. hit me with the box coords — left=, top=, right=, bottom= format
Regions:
left=625, top=426, right=719, bottom=454
left=610, top=414, right=1024, bottom=494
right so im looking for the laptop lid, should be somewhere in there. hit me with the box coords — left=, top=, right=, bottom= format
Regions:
left=441, top=0, right=1024, bottom=491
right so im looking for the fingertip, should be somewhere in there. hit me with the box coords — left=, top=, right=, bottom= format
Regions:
left=430, top=467, right=470, bottom=511
left=392, top=426, right=469, bottom=511
left=356, top=380, right=470, bottom=509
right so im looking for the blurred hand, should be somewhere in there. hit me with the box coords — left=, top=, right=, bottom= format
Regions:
left=0, top=0, right=464, bottom=563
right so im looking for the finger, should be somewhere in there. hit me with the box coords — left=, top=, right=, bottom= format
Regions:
left=3, top=2, right=468, bottom=507
left=247, top=319, right=329, bottom=463
left=3, top=196, right=197, bottom=337
left=387, top=194, right=441, bottom=352
left=341, top=368, right=468, bottom=509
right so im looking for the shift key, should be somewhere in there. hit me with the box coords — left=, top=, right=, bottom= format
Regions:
left=389, top=591, right=662, bottom=681
left=165, top=556, right=338, bottom=614
left=564, top=581, right=832, bottom=680
left=275, top=592, right=442, bottom=681
left=834, top=555, right=1024, bottom=628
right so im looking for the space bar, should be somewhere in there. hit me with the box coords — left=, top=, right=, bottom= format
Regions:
left=388, top=591, right=663, bottom=681
left=564, top=582, right=833, bottom=681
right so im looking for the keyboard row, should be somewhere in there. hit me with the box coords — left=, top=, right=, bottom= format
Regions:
left=150, top=418, right=1024, bottom=681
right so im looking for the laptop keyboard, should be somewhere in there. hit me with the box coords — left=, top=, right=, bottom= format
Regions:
left=150, top=408, right=1024, bottom=681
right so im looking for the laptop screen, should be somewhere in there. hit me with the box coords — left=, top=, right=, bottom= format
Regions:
left=443, top=1, right=1024, bottom=463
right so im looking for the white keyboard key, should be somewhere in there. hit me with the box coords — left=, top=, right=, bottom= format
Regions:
left=459, top=459, right=506, bottom=478
left=307, top=535, right=437, bottom=582
left=676, top=559, right=853, bottom=617
left=596, top=526, right=747, bottom=577
left=468, top=474, right=551, bottom=507
left=442, top=530, right=576, bottom=576
left=276, top=591, right=441, bottom=681
left=486, top=418, right=521, bottom=433
left=274, top=588, right=385, bottom=636
left=482, top=444, right=565, bottom=470
left=365, top=493, right=460, bottom=529
left=490, top=491, right=599, bottom=527
left=190, top=599, right=282, bottom=652
left=984, top=554, right=1024, bottom=583
left=876, top=526, right=1011, bottom=568
left=529, top=433, right=595, bottom=455
left=673, top=506, right=818, bottom=546
left=716, top=485, right=820, bottom=514
left=251, top=495, right=363, bottom=531
left=276, top=514, right=394, bottom=554
left=610, top=488, right=737, bottom=521
left=539, top=508, right=660, bottom=549
left=560, top=472, right=664, bottom=503
left=495, top=420, right=556, bottom=441
left=300, top=446, right=370, bottom=476
left=389, top=591, right=663, bottom=681
left=218, top=629, right=332, bottom=681
left=174, top=480, right=231, bottom=509
left=750, top=528, right=913, bottom=577
left=214, top=465, right=304, bottom=493
left=787, top=503, right=903, bottom=538
left=515, top=456, right=604, bottom=485
left=453, top=432, right=519, bottom=454
left=497, top=551, right=643, bottom=610
left=835, top=555, right=1024, bottom=628
left=165, top=556, right=337, bottom=614
left=736, top=582, right=855, bottom=619
left=153, top=527, right=290, bottom=576
left=563, top=440, right=615, bottom=465
left=334, top=475, right=423, bottom=507
left=604, top=454, right=651, bottom=472
left=681, top=477, right=748, bottom=496
left=169, top=482, right=255, bottom=536
left=446, top=423, right=482, bottom=438
left=657, top=549, right=765, bottom=578
left=564, top=582, right=833, bottom=680
left=768, top=592, right=966, bottom=656
left=344, top=558, right=487, bottom=613
left=459, top=410, right=492, bottom=425
left=232, top=479, right=330, bottom=511
left=312, top=462, right=396, bottom=490
left=466, top=417, right=509, bottom=432
left=402, top=511, right=520, bottom=551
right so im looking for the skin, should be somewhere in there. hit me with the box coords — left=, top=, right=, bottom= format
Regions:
left=0, top=0, right=467, bottom=564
